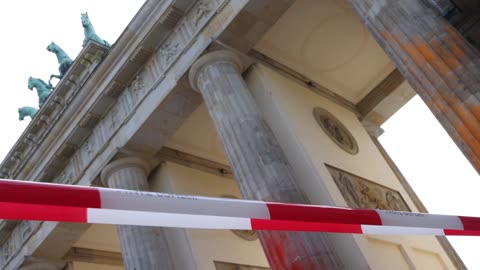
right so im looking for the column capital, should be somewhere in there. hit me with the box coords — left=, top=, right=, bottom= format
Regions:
left=101, top=157, right=151, bottom=187
left=189, top=50, right=245, bottom=91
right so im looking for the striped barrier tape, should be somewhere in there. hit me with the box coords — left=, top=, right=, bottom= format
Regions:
left=0, top=201, right=479, bottom=236
left=0, top=179, right=479, bottom=236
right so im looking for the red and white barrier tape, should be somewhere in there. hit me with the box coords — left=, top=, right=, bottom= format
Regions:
left=0, top=179, right=479, bottom=236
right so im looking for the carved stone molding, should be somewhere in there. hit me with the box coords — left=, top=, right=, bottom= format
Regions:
left=104, top=81, right=125, bottom=98
left=160, top=7, right=184, bottom=28
left=78, top=113, right=102, bottom=129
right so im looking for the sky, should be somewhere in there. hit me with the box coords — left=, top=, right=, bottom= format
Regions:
left=380, top=95, right=480, bottom=269
left=0, top=0, right=145, bottom=162
left=0, top=1, right=478, bottom=269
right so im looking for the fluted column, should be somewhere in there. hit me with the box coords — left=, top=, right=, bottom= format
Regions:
left=101, top=157, right=175, bottom=270
left=189, top=51, right=344, bottom=270
left=348, top=0, right=480, bottom=174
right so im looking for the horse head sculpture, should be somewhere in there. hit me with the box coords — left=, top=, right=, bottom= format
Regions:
left=18, top=107, right=38, bottom=121
left=81, top=12, right=90, bottom=27
left=81, top=12, right=110, bottom=48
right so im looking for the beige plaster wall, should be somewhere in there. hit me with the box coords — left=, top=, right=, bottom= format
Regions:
left=150, top=162, right=269, bottom=270
left=245, top=64, right=455, bottom=270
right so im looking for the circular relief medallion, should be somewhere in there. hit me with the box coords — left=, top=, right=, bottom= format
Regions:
left=221, top=195, right=258, bottom=241
left=313, top=107, right=358, bottom=155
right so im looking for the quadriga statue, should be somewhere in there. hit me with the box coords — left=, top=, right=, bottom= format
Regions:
left=81, top=12, right=110, bottom=47
left=18, top=107, right=38, bottom=121
left=27, top=77, right=53, bottom=108
left=47, top=42, right=73, bottom=85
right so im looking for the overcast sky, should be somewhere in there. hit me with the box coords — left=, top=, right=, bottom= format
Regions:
left=1, top=1, right=478, bottom=269
left=380, top=95, right=480, bottom=269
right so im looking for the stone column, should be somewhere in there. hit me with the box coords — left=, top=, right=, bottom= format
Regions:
left=348, top=0, right=480, bottom=174
left=189, top=51, right=344, bottom=270
left=101, top=157, right=175, bottom=270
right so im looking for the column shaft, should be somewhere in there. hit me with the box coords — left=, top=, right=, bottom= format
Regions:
left=102, top=158, right=175, bottom=270
left=348, top=0, right=480, bottom=173
left=190, top=51, right=345, bottom=270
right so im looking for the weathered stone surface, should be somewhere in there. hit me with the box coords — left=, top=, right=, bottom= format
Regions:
left=101, top=157, right=175, bottom=270
left=189, top=50, right=345, bottom=270
left=0, top=0, right=247, bottom=268
left=348, top=0, right=480, bottom=174
left=18, top=257, right=65, bottom=270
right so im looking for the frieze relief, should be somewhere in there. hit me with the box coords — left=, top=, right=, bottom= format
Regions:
left=326, top=164, right=410, bottom=211
left=0, top=0, right=231, bottom=267
left=193, top=1, right=213, bottom=26
left=131, top=74, right=146, bottom=98
left=159, top=41, right=180, bottom=65
left=0, top=221, right=40, bottom=267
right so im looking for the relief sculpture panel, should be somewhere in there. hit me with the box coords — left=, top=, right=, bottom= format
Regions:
left=326, top=164, right=410, bottom=211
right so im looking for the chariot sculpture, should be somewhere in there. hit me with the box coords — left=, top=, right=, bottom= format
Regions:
left=16, top=12, right=112, bottom=122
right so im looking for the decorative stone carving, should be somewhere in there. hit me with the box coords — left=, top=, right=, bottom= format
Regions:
left=0, top=221, right=40, bottom=267
left=130, top=74, right=146, bottom=98
left=326, top=164, right=410, bottom=211
left=193, top=1, right=212, bottom=26
left=221, top=195, right=258, bottom=241
left=108, top=107, right=119, bottom=132
left=313, top=107, right=358, bottom=155
left=214, top=261, right=270, bottom=270
left=84, top=138, right=96, bottom=158
left=159, top=41, right=180, bottom=65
